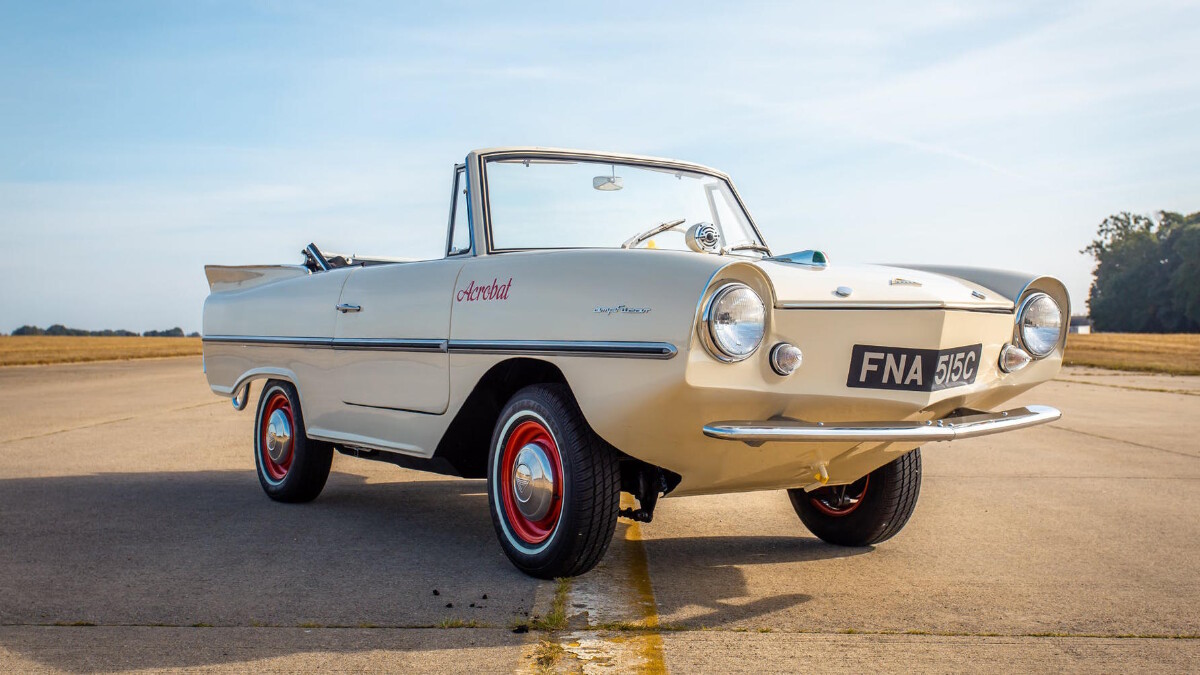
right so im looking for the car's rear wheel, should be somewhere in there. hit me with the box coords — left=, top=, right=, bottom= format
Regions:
left=788, top=448, right=922, bottom=547
left=253, top=380, right=333, bottom=503
left=487, top=384, right=620, bottom=579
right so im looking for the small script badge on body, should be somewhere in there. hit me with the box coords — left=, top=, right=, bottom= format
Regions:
left=456, top=278, right=513, bottom=302
left=593, top=305, right=652, bottom=315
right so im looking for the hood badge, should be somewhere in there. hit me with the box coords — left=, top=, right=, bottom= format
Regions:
left=889, top=277, right=922, bottom=287
left=971, top=290, right=987, bottom=300
left=834, top=286, right=853, bottom=298
left=594, top=304, right=652, bottom=315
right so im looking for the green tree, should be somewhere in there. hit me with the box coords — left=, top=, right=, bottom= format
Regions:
left=1084, top=211, right=1200, bottom=332
left=1160, top=211, right=1200, bottom=329
left=1084, top=213, right=1167, bottom=331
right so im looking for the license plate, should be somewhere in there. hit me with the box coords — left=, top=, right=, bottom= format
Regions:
left=847, top=344, right=982, bottom=392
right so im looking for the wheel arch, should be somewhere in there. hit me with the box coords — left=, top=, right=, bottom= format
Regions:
left=220, top=367, right=308, bottom=414
left=433, top=358, right=570, bottom=478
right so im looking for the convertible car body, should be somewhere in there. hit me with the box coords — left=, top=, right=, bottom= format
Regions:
left=203, top=147, right=1066, bottom=577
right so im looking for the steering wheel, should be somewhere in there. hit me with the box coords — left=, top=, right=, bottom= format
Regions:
left=621, top=218, right=687, bottom=249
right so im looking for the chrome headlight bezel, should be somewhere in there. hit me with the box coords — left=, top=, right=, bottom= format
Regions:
left=701, top=283, right=766, bottom=362
left=1015, top=292, right=1063, bottom=358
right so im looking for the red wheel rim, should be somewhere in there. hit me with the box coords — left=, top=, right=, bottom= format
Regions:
left=499, top=419, right=563, bottom=545
left=810, top=474, right=869, bottom=517
left=260, top=391, right=294, bottom=481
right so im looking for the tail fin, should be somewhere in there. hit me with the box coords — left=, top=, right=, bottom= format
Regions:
left=204, top=265, right=308, bottom=293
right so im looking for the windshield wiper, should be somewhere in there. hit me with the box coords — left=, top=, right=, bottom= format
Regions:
left=725, top=243, right=771, bottom=255
left=621, top=218, right=687, bottom=249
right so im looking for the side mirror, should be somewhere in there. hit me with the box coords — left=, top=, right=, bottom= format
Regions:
left=771, top=249, right=829, bottom=267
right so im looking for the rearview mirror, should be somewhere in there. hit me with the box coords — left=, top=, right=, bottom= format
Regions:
left=593, top=175, right=623, bottom=191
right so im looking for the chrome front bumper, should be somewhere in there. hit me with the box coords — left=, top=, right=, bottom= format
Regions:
left=703, top=405, right=1061, bottom=444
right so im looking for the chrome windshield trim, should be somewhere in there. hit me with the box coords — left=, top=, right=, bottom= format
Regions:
left=476, top=148, right=769, bottom=256
left=448, top=339, right=677, bottom=359
left=777, top=301, right=1013, bottom=313
left=703, top=405, right=1061, bottom=443
left=444, top=163, right=474, bottom=258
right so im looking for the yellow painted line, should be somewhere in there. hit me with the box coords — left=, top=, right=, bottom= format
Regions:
left=521, top=496, right=669, bottom=672
left=620, top=494, right=667, bottom=674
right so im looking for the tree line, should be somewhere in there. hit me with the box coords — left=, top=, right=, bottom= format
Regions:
left=1084, top=211, right=1200, bottom=332
left=10, top=324, right=200, bottom=338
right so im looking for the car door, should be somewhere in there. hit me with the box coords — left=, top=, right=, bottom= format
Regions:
left=333, top=258, right=463, bottom=415
left=330, top=163, right=473, bottom=423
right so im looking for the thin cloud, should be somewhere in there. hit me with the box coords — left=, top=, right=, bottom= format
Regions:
left=1, top=0, right=1197, bottom=328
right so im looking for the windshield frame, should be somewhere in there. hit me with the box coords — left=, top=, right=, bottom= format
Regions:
left=475, top=148, right=769, bottom=256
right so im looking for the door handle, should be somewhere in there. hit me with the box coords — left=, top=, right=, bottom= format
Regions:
left=336, top=303, right=361, bottom=313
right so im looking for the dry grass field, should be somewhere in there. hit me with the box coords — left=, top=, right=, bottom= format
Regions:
left=1065, top=333, right=1200, bottom=376
left=0, top=336, right=202, bottom=367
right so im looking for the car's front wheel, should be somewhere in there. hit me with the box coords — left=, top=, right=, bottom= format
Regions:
left=253, top=380, right=333, bottom=503
left=487, top=384, right=620, bottom=578
left=788, top=449, right=922, bottom=547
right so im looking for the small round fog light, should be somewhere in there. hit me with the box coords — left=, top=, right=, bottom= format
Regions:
left=769, top=342, right=803, bottom=376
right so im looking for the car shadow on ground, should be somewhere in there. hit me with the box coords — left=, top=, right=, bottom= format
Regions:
left=0, top=470, right=532, bottom=671
left=1, top=470, right=871, bottom=670
left=636, top=527, right=870, bottom=627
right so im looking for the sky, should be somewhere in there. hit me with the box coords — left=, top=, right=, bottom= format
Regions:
left=1, top=0, right=1198, bottom=333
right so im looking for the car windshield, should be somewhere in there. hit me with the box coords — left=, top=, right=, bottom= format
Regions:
left=484, top=157, right=764, bottom=253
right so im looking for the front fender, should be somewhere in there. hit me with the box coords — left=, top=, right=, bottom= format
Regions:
left=895, top=264, right=1070, bottom=310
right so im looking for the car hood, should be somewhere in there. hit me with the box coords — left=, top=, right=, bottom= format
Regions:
left=752, top=259, right=1014, bottom=311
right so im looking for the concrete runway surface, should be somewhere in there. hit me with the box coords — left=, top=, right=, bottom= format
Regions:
left=1, top=358, right=1197, bottom=672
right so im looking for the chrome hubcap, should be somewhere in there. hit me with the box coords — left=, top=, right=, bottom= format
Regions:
left=265, top=409, right=292, bottom=462
left=512, top=443, right=555, bottom=520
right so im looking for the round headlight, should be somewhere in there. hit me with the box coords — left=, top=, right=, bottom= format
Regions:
left=704, top=284, right=765, bottom=361
left=1017, top=292, right=1062, bottom=358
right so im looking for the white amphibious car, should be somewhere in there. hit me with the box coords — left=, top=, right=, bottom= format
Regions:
left=203, top=147, right=1066, bottom=578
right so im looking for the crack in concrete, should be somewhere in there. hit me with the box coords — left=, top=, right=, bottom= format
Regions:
left=1056, top=378, right=1200, bottom=397
left=0, top=622, right=501, bottom=630
left=0, top=401, right=223, bottom=446
left=4, top=623, right=1195, bottom=641
left=1047, top=424, right=1200, bottom=460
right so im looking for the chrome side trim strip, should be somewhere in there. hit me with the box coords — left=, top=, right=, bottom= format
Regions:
left=703, top=405, right=1061, bottom=443
left=306, top=427, right=429, bottom=456
left=202, top=336, right=676, bottom=359
left=448, top=339, right=678, bottom=359
left=777, top=301, right=1013, bottom=313
left=333, top=338, right=447, bottom=352
left=202, top=335, right=448, bottom=352
left=202, top=335, right=331, bottom=348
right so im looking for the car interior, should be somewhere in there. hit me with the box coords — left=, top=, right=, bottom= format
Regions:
left=301, top=242, right=414, bottom=272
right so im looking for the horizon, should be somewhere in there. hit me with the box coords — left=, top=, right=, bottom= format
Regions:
left=2, top=1, right=1198, bottom=333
